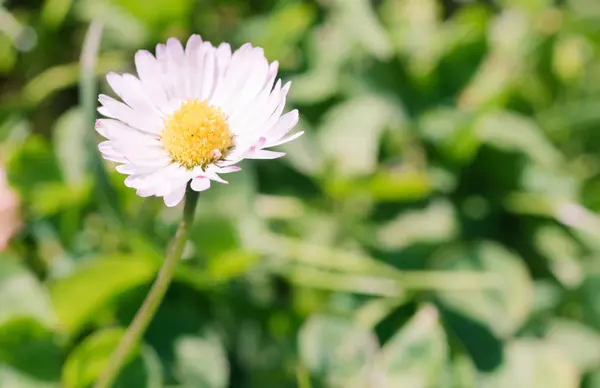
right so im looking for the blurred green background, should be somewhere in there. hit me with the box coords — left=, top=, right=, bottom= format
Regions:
left=3, top=0, right=600, bottom=386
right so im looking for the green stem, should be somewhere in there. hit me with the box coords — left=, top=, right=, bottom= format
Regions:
left=93, top=186, right=199, bottom=388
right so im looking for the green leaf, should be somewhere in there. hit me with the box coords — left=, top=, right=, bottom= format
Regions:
left=62, top=328, right=162, bottom=388
left=29, top=182, right=91, bottom=218
left=580, top=273, right=600, bottom=332
left=190, top=216, right=239, bottom=259
left=480, top=340, right=579, bottom=388
left=114, top=0, right=191, bottom=30
left=418, top=108, right=480, bottom=165
left=173, top=334, right=229, bottom=388
left=433, top=241, right=534, bottom=338
left=234, top=2, right=317, bottom=69
left=380, top=305, right=447, bottom=388
left=6, top=135, right=62, bottom=199
left=41, top=0, right=74, bottom=28
left=367, top=169, right=432, bottom=202
left=0, top=259, right=54, bottom=326
left=49, top=256, right=159, bottom=335
left=0, top=317, right=62, bottom=385
left=299, top=315, right=379, bottom=386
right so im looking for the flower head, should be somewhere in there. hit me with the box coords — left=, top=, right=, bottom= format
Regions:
left=0, top=165, right=21, bottom=251
left=97, top=35, right=302, bottom=207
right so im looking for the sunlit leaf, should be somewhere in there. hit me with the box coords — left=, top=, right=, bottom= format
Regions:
left=173, top=333, right=229, bottom=388
left=546, top=319, right=600, bottom=372
left=0, top=317, right=61, bottom=385
left=379, top=305, right=447, bottom=388
left=377, top=199, right=456, bottom=250
left=433, top=241, right=534, bottom=338
left=534, top=226, right=583, bottom=288
left=475, top=111, right=564, bottom=169
left=299, top=315, right=379, bottom=386
left=318, top=94, right=401, bottom=177
left=479, top=340, right=579, bottom=388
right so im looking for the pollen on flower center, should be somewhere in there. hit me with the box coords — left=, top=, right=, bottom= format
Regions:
left=162, top=99, right=234, bottom=169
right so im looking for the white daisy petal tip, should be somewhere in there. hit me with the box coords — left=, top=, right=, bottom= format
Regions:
left=105, top=71, right=120, bottom=83
left=164, top=185, right=187, bottom=207
left=191, top=176, right=211, bottom=192
left=96, top=35, right=301, bottom=205
left=94, top=119, right=105, bottom=136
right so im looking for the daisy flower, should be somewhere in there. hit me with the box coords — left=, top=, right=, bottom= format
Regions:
left=96, top=35, right=302, bottom=207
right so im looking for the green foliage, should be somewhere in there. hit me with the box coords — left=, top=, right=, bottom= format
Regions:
left=3, top=0, right=600, bottom=387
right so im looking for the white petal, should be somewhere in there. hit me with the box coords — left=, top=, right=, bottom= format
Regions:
left=213, top=165, right=241, bottom=174
left=210, top=43, right=254, bottom=110
left=123, top=165, right=168, bottom=189
left=203, top=168, right=228, bottom=184
left=136, top=187, right=156, bottom=197
left=260, top=81, right=291, bottom=132
left=226, top=50, right=270, bottom=118
left=245, top=150, right=286, bottom=160
left=134, top=50, right=170, bottom=113
left=215, top=43, right=232, bottom=78
left=98, top=95, right=161, bottom=134
left=227, top=80, right=277, bottom=135
left=98, top=142, right=127, bottom=163
left=155, top=43, right=178, bottom=101
left=96, top=119, right=159, bottom=144
left=199, top=43, right=217, bottom=100
left=115, top=163, right=157, bottom=175
left=106, top=72, right=160, bottom=118
left=184, top=34, right=203, bottom=98
left=106, top=141, right=169, bottom=165
left=191, top=176, right=211, bottom=192
left=230, top=80, right=290, bottom=137
left=266, top=131, right=304, bottom=148
left=264, top=109, right=299, bottom=144
left=125, top=164, right=181, bottom=197
left=165, top=38, right=187, bottom=100
left=164, top=184, right=187, bottom=207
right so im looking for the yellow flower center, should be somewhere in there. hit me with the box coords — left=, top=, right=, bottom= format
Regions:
left=161, top=99, right=234, bottom=169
